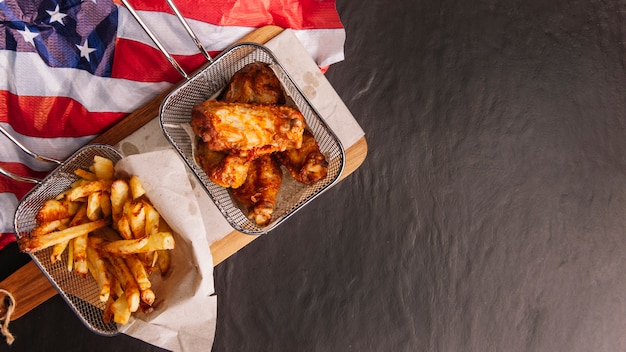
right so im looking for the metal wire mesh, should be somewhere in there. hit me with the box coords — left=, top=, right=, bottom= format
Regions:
left=160, top=43, right=345, bottom=235
left=13, top=144, right=123, bottom=335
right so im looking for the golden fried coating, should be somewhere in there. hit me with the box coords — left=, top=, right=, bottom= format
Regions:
left=208, top=154, right=251, bottom=189
left=232, top=155, right=283, bottom=226
left=275, top=130, right=328, bottom=185
left=220, top=62, right=286, bottom=105
left=191, top=62, right=329, bottom=226
left=191, top=100, right=305, bottom=159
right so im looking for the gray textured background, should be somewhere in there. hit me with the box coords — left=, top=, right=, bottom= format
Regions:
left=2, top=0, right=626, bottom=351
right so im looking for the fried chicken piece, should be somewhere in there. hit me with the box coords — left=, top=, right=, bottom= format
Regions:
left=208, top=154, right=251, bottom=188
left=232, top=155, right=282, bottom=226
left=220, top=62, right=286, bottom=105
left=194, top=139, right=226, bottom=171
left=191, top=100, right=305, bottom=159
left=195, top=141, right=251, bottom=188
left=275, top=130, right=328, bottom=185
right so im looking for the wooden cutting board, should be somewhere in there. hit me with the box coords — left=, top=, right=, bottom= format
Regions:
left=0, top=25, right=367, bottom=321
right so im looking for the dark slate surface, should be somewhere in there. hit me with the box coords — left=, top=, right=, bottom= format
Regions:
left=3, top=1, right=626, bottom=351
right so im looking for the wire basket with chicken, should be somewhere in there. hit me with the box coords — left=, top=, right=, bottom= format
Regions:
left=159, top=43, right=344, bottom=234
left=191, top=62, right=330, bottom=226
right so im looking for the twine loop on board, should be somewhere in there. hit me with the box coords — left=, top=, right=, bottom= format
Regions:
left=0, top=289, right=16, bottom=345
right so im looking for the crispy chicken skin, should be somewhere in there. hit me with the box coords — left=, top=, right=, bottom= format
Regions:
left=275, top=129, right=328, bottom=185
left=195, top=141, right=251, bottom=188
left=208, top=154, right=251, bottom=189
left=232, top=155, right=283, bottom=226
left=220, top=62, right=286, bottom=105
left=194, top=140, right=226, bottom=171
left=191, top=100, right=305, bottom=158
left=192, top=62, right=328, bottom=226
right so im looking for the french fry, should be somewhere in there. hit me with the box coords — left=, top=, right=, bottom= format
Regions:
left=124, top=255, right=151, bottom=291
left=156, top=249, right=171, bottom=275
left=140, top=288, right=155, bottom=307
left=50, top=240, right=69, bottom=263
left=136, top=250, right=157, bottom=270
left=87, top=235, right=105, bottom=247
left=99, top=236, right=149, bottom=255
left=92, top=155, right=115, bottom=180
left=142, top=232, right=176, bottom=253
left=125, top=255, right=155, bottom=305
left=110, top=179, right=129, bottom=225
left=86, top=245, right=110, bottom=302
left=86, top=191, right=102, bottom=221
left=69, top=178, right=90, bottom=191
left=66, top=180, right=112, bottom=202
left=100, top=192, right=111, bottom=218
left=66, top=238, right=74, bottom=272
left=18, top=219, right=108, bottom=253
left=125, top=200, right=146, bottom=238
left=55, top=189, right=69, bottom=201
left=111, top=293, right=131, bottom=325
left=116, top=215, right=134, bottom=240
left=68, top=201, right=82, bottom=216
left=107, top=257, right=140, bottom=313
left=69, top=203, right=88, bottom=227
left=99, top=231, right=175, bottom=255
left=31, top=218, right=70, bottom=237
left=129, top=175, right=146, bottom=199
left=102, top=294, right=116, bottom=325
left=74, top=168, right=97, bottom=181
left=110, top=275, right=124, bottom=298
left=143, top=202, right=160, bottom=237
left=35, top=199, right=71, bottom=223
left=73, top=233, right=88, bottom=275
left=158, top=216, right=173, bottom=232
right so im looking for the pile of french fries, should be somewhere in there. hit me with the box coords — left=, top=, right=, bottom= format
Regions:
left=17, top=155, right=175, bottom=325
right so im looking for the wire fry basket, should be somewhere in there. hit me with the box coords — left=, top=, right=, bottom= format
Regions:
left=159, top=43, right=345, bottom=235
left=13, top=144, right=124, bottom=336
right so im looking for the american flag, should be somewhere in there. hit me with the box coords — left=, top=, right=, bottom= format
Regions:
left=0, top=0, right=346, bottom=249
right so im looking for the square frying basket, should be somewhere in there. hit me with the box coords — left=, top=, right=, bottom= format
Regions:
left=159, top=43, right=346, bottom=235
left=13, top=144, right=123, bottom=336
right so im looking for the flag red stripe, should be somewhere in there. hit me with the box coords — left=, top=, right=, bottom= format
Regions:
left=0, top=91, right=127, bottom=138
left=0, top=234, right=15, bottom=251
left=0, top=162, right=46, bottom=199
left=111, top=38, right=211, bottom=83
left=123, top=0, right=343, bottom=29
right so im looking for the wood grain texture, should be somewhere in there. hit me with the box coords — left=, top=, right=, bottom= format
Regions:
left=0, top=261, right=56, bottom=320
left=0, top=25, right=367, bottom=321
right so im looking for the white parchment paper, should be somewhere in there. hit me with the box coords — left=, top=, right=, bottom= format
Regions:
left=114, top=149, right=217, bottom=352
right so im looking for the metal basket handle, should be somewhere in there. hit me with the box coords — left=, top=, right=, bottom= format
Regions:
left=164, top=0, right=213, bottom=63
left=0, top=125, right=62, bottom=184
left=121, top=0, right=213, bottom=80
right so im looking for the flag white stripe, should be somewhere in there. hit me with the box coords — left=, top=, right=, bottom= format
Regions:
left=117, top=8, right=254, bottom=55
left=1, top=8, right=344, bottom=114
left=0, top=193, right=19, bottom=233
left=0, top=123, right=94, bottom=171
left=1, top=29, right=344, bottom=115
left=0, top=50, right=173, bottom=113
left=117, top=8, right=346, bottom=67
